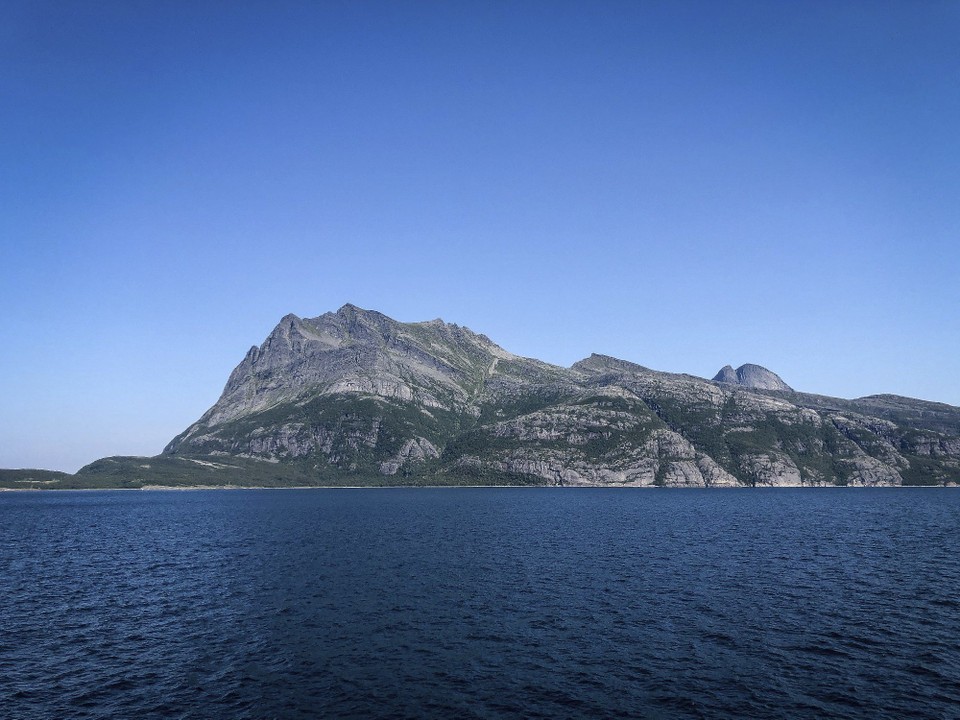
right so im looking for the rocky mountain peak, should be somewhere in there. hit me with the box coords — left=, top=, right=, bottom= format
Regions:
left=713, top=365, right=738, bottom=384
left=712, top=363, right=792, bottom=391
left=165, top=305, right=524, bottom=449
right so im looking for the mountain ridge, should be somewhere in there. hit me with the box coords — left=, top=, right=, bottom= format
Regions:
left=3, top=304, right=959, bottom=489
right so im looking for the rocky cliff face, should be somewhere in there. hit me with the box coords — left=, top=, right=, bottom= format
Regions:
left=160, top=305, right=960, bottom=487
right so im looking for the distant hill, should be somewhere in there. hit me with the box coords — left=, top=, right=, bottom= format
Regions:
left=5, top=304, right=959, bottom=488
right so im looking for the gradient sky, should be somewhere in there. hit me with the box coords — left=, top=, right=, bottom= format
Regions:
left=3, top=0, right=959, bottom=472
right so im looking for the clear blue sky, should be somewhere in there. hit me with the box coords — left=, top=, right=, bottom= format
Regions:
left=3, top=1, right=958, bottom=472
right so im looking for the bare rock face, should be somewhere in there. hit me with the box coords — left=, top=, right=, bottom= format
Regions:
left=713, top=363, right=793, bottom=391
left=379, top=438, right=441, bottom=476
left=160, top=305, right=960, bottom=487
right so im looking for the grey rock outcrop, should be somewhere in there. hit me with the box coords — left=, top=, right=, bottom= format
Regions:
left=713, top=363, right=793, bottom=391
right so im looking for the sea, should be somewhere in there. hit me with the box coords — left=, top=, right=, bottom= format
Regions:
left=2, top=487, right=958, bottom=719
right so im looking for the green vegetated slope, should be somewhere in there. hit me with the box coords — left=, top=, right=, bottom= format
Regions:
left=0, top=468, right=75, bottom=490
left=7, top=305, right=960, bottom=489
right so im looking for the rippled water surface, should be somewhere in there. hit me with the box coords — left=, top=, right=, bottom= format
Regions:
left=2, top=488, right=959, bottom=719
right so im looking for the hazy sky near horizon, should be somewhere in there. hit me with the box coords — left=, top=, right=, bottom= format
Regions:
left=3, top=1, right=959, bottom=472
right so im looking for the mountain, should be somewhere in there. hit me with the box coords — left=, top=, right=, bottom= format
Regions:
left=4, top=304, right=959, bottom=489
left=162, top=304, right=578, bottom=484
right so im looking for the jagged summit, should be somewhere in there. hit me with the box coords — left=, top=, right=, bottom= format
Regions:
left=177, top=307, right=489, bottom=426
left=164, top=305, right=560, bottom=454
left=712, top=363, right=793, bottom=392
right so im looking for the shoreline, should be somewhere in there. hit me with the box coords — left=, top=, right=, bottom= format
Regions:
left=1, top=483, right=956, bottom=492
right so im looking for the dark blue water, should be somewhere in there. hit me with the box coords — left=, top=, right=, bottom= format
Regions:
left=2, top=488, right=958, bottom=719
